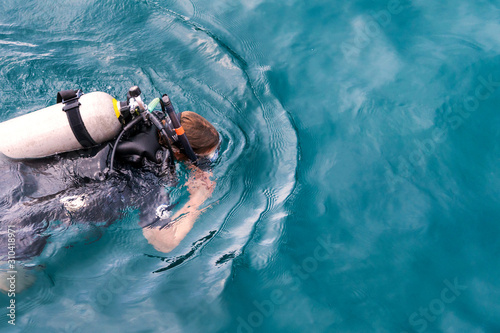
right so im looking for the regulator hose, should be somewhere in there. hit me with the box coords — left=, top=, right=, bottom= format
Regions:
left=148, top=112, right=175, bottom=168
left=109, top=115, right=144, bottom=173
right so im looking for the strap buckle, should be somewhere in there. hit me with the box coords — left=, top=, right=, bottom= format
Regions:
left=62, top=89, right=83, bottom=112
left=62, top=98, right=80, bottom=112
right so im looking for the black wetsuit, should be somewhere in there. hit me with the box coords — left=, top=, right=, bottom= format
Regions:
left=0, top=123, right=174, bottom=261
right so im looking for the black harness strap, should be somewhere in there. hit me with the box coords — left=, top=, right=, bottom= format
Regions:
left=57, top=89, right=97, bottom=148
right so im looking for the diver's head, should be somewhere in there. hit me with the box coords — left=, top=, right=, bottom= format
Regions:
left=171, top=111, right=220, bottom=162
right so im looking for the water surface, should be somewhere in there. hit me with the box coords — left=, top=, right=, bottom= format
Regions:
left=0, top=0, right=499, bottom=332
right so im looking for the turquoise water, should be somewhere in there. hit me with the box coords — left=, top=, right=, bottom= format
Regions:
left=1, top=0, right=500, bottom=332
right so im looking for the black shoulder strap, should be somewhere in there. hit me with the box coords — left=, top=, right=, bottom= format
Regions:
left=57, top=90, right=97, bottom=148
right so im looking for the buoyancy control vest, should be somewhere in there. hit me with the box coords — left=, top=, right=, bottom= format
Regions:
left=115, top=123, right=166, bottom=167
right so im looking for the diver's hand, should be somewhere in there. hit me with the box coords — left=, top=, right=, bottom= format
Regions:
left=142, top=167, right=215, bottom=253
left=185, top=166, right=215, bottom=197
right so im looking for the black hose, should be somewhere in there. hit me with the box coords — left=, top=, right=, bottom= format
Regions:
left=159, top=128, right=176, bottom=168
left=148, top=112, right=176, bottom=168
left=109, top=115, right=144, bottom=173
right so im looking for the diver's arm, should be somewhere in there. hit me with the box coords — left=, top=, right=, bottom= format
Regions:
left=142, top=167, right=215, bottom=253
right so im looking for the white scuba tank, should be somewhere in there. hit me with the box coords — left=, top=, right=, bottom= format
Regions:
left=0, top=91, right=122, bottom=159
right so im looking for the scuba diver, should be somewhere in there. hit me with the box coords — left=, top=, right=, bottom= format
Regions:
left=0, top=86, right=221, bottom=290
